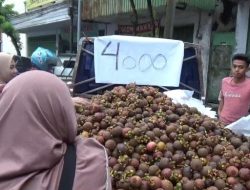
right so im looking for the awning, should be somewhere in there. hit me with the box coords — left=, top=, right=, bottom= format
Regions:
left=11, top=2, right=70, bottom=33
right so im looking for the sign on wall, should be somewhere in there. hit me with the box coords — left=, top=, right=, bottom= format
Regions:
left=94, top=35, right=184, bottom=87
left=26, top=0, right=63, bottom=11
left=118, top=20, right=160, bottom=37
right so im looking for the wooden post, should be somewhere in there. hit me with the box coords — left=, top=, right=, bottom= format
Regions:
left=129, top=0, right=138, bottom=35
left=147, top=0, right=155, bottom=37
left=163, top=0, right=176, bottom=39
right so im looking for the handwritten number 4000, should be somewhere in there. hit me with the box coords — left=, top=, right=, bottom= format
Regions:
left=101, top=41, right=167, bottom=71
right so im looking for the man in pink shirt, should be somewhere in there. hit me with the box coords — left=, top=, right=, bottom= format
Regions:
left=218, top=53, right=250, bottom=125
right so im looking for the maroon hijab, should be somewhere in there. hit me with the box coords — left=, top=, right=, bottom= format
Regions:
left=0, top=71, right=111, bottom=190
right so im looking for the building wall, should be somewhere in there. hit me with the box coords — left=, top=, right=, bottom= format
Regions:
left=2, top=0, right=27, bottom=56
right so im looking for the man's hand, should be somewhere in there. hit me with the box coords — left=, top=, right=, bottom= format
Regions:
left=72, top=97, right=91, bottom=106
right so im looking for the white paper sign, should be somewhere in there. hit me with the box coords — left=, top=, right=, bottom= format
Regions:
left=94, top=35, right=184, bottom=86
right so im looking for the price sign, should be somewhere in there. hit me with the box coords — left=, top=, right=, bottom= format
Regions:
left=94, top=35, right=184, bottom=87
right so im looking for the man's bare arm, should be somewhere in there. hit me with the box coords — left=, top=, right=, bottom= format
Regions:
left=218, top=96, right=224, bottom=117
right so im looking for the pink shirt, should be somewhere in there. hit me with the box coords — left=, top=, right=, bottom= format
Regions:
left=220, top=77, right=250, bottom=125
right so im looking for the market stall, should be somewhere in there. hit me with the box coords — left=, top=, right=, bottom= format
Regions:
left=71, top=36, right=250, bottom=190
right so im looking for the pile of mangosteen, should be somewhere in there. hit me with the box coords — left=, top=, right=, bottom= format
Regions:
left=75, top=84, right=250, bottom=190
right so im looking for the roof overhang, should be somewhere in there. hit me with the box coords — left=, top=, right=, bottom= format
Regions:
left=11, top=2, right=70, bottom=33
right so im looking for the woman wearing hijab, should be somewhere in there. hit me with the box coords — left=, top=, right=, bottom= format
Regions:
left=0, top=70, right=111, bottom=190
left=0, top=52, right=19, bottom=93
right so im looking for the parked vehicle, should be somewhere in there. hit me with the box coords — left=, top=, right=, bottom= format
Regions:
left=70, top=37, right=204, bottom=99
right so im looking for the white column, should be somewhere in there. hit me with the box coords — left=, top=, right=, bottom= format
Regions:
left=235, top=1, right=250, bottom=54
